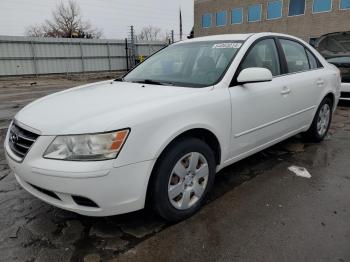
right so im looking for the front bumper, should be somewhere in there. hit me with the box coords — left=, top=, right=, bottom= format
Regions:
left=5, top=129, right=156, bottom=217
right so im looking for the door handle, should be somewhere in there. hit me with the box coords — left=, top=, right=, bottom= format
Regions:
left=280, top=87, right=291, bottom=95
left=316, top=79, right=325, bottom=86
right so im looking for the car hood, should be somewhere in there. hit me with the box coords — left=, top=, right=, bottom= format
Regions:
left=15, top=80, right=201, bottom=135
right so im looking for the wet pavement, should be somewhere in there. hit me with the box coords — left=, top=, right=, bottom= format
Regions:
left=0, top=77, right=350, bottom=262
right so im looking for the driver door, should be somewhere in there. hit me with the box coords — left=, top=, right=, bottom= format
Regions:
left=228, top=38, right=294, bottom=160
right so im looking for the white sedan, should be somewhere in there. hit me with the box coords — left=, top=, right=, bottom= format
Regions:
left=5, top=33, right=341, bottom=221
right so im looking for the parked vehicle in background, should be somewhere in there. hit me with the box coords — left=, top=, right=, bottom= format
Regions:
left=4, top=33, right=341, bottom=222
left=314, top=32, right=350, bottom=101
left=327, top=56, right=350, bottom=100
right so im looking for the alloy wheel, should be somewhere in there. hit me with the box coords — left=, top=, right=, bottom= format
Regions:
left=317, top=103, right=331, bottom=137
left=168, top=152, right=209, bottom=210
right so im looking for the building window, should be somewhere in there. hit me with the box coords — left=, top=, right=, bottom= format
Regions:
left=313, top=0, right=332, bottom=13
left=232, top=8, right=243, bottom=24
left=202, top=13, right=212, bottom=28
left=267, top=1, right=283, bottom=20
left=248, top=4, right=262, bottom=22
left=288, top=0, right=305, bottom=16
left=216, top=11, right=227, bottom=26
left=340, top=0, right=350, bottom=9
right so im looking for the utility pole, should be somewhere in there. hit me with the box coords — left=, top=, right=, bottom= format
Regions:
left=129, top=25, right=136, bottom=68
left=171, top=30, right=174, bottom=44
left=125, top=38, right=129, bottom=71
left=179, top=8, right=183, bottom=41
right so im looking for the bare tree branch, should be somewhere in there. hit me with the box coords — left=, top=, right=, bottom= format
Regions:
left=25, top=0, right=102, bottom=39
left=137, top=26, right=165, bottom=42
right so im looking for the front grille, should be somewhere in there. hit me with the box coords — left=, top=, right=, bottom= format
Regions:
left=8, top=123, right=39, bottom=160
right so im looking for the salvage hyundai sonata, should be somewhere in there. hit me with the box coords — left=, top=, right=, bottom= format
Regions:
left=5, top=33, right=341, bottom=221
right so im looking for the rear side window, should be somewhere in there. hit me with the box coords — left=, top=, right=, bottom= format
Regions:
left=306, top=49, right=320, bottom=69
left=280, top=39, right=309, bottom=73
left=241, top=39, right=281, bottom=76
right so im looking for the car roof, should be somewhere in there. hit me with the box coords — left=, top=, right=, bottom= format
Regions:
left=179, top=32, right=303, bottom=44
left=185, top=33, right=254, bottom=42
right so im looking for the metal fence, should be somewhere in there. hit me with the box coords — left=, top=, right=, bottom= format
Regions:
left=0, top=35, right=167, bottom=77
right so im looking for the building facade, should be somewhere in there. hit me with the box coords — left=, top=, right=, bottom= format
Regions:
left=194, top=0, right=350, bottom=42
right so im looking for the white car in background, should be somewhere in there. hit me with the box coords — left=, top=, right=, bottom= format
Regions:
left=5, top=33, right=341, bottom=222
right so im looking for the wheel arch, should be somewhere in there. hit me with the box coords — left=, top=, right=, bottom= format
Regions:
left=176, top=128, right=219, bottom=163
left=308, top=92, right=336, bottom=129
left=324, top=92, right=336, bottom=111
left=155, top=127, right=222, bottom=166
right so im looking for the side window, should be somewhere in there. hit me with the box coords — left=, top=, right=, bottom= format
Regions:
left=305, top=49, right=320, bottom=69
left=241, top=39, right=281, bottom=76
left=280, top=39, right=309, bottom=73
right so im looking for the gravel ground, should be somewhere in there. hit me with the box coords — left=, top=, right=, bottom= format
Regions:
left=0, top=76, right=349, bottom=262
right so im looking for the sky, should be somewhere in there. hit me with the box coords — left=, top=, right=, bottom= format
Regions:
left=0, top=0, right=194, bottom=40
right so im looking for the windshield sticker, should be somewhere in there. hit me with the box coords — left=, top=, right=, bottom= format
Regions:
left=212, top=43, right=242, bottom=49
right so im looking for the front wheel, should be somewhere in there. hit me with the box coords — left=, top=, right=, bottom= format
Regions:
left=303, top=97, right=333, bottom=142
left=150, top=138, right=216, bottom=222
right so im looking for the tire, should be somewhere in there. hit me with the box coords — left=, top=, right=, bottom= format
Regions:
left=303, top=97, right=333, bottom=142
left=150, top=137, right=216, bottom=222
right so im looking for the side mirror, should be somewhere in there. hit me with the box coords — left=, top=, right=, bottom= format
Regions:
left=237, top=67, right=273, bottom=85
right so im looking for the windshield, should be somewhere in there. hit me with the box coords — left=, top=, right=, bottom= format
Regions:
left=123, top=41, right=243, bottom=87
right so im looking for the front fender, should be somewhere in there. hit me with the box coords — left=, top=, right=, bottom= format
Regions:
left=113, top=87, right=232, bottom=169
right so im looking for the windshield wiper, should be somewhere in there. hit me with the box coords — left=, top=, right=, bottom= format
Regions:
left=114, top=77, right=124, bottom=82
left=133, top=79, right=174, bottom=86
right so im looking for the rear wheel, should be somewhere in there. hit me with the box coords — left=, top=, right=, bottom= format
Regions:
left=150, top=138, right=216, bottom=222
left=303, top=97, right=333, bottom=142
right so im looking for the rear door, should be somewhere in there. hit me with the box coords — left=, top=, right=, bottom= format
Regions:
left=277, top=38, right=324, bottom=128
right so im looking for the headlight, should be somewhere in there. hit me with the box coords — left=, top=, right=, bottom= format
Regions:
left=43, top=129, right=130, bottom=161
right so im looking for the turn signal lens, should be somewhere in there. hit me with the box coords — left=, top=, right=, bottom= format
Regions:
left=110, top=130, right=129, bottom=150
